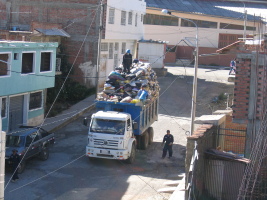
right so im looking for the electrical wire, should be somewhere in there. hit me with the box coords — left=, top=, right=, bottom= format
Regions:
left=2, top=0, right=245, bottom=195
left=4, top=0, right=102, bottom=191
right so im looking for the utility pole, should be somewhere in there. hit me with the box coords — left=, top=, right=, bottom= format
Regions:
left=0, top=117, right=5, bottom=200
left=244, top=9, right=247, bottom=41
left=162, top=9, right=199, bottom=136
left=95, top=0, right=104, bottom=98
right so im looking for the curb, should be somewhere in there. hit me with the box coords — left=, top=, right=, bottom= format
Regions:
left=45, top=104, right=95, bottom=133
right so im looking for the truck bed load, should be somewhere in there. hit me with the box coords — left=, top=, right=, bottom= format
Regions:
left=97, top=62, right=160, bottom=105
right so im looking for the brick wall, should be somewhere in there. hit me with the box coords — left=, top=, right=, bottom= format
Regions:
left=0, top=0, right=100, bottom=87
left=174, top=46, right=235, bottom=67
left=186, top=124, right=216, bottom=192
left=231, top=41, right=267, bottom=121
left=232, top=57, right=251, bottom=121
left=224, top=115, right=247, bottom=154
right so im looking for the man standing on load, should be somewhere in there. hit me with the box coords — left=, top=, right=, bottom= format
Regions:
left=122, top=49, right=132, bottom=74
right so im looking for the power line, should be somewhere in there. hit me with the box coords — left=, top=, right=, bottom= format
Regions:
left=4, top=0, right=102, bottom=191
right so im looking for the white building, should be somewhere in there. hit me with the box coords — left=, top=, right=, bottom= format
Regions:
left=99, top=0, right=146, bottom=86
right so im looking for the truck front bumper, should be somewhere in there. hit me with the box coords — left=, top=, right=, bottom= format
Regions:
left=86, top=146, right=129, bottom=160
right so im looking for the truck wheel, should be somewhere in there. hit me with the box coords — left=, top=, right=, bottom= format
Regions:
left=148, top=127, right=154, bottom=145
left=126, top=144, right=136, bottom=164
left=40, top=148, right=49, bottom=161
left=18, top=161, right=26, bottom=174
left=141, top=131, right=149, bottom=150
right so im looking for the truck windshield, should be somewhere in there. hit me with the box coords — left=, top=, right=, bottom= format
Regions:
left=6, top=135, right=25, bottom=147
left=90, top=119, right=125, bottom=135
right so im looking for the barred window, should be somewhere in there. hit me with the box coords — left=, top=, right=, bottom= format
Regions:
left=144, top=13, right=178, bottom=26
left=128, top=12, right=132, bottom=25
left=121, top=11, right=126, bottom=25
left=108, top=8, right=115, bottom=24
left=220, top=23, right=256, bottom=31
left=109, top=43, right=114, bottom=59
left=101, top=43, right=108, bottom=51
left=181, top=19, right=217, bottom=28
left=121, top=42, right=126, bottom=54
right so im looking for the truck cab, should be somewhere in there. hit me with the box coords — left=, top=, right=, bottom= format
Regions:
left=86, top=111, right=136, bottom=163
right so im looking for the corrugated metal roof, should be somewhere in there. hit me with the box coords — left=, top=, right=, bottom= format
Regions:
left=35, top=28, right=70, bottom=37
left=145, top=0, right=267, bottom=21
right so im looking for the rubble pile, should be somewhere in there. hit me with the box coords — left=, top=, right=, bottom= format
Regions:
left=97, top=62, right=160, bottom=105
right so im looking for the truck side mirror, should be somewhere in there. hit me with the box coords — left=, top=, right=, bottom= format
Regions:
left=83, top=117, right=88, bottom=126
left=133, top=122, right=138, bottom=130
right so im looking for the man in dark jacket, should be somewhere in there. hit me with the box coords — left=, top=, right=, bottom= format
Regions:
left=9, top=149, right=20, bottom=182
left=162, top=130, right=174, bottom=158
left=122, top=49, right=132, bottom=74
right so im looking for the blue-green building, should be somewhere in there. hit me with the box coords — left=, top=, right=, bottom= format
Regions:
left=0, top=41, right=58, bottom=132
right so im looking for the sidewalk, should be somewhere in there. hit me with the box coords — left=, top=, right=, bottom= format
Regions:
left=41, top=95, right=96, bottom=133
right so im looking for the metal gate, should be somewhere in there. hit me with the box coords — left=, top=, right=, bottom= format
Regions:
left=9, top=95, right=24, bottom=131
left=216, top=126, right=247, bottom=156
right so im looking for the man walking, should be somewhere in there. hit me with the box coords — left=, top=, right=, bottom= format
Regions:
left=9, top=149, right=20, bottom=182
left=229, top=58, right=236, bottom=75
left=162, top=130, right=174, bottom=158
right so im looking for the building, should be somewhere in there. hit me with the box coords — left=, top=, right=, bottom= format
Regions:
left=0, top=0, right=146, bottom=88
left=208, top=34, right=267, bottom=199
left=144, top=0, right=267, bottom=66
left=99, top=0, right=146, bottom=85
left=0, top=41, right=58, bottom=132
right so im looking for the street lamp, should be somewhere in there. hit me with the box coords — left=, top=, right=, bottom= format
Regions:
left=162, top=9, right=199, bottom=136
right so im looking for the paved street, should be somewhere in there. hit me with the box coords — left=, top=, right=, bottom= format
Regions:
left=4, top=66, right=233, bottom=200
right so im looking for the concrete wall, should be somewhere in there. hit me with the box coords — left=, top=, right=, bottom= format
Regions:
left=138, top=42, right=165, bottom=68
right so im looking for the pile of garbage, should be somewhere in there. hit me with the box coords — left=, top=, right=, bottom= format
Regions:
left=97, top=62, right=160, bottom=105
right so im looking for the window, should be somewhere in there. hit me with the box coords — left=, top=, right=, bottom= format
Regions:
left=22, top=52, right=34, bottom=74
left=141, top=14, right=143, bottom=22
left=128, top=12, right=132, bottom=25
left=40, top=52, right=52, bottom=72
left=108, top=8, right=115, bottom=24
left=121, top=42, right=126, bottom=54
left=135, top=13, right=138, bottom=26
left=114, top=54, right=118, bottom=68
left=181, top=19, right=217, bottom=28
left=121, top=11, right=126, bottom=25
left=14, top=53, right=19, bottom=60
left=29, top=91, right=42, bottom=110
left=220, top=23, right=256, bottom=31
left=109, top=43, right=114, bottom=59
left=143, top=14, right=178, bottom=26
left=0, top=53, right=10, bottom=76
left=127, top=119, right=131, bottom=130
left=101, top=43, right=108, bottom=51
left=26, top=133, right=39, bottom=146
left=114, top=42, right=119, bottom=52
left=1, top=97, right=7, bottom=118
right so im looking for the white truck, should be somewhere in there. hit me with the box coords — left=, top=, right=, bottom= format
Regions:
left=85, top=63, right=159, bottom=163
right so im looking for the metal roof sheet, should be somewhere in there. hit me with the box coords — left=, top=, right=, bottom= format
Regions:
left=145, top=0, right=267, bottom=21
left=35, top=28, right=70, bottom=37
